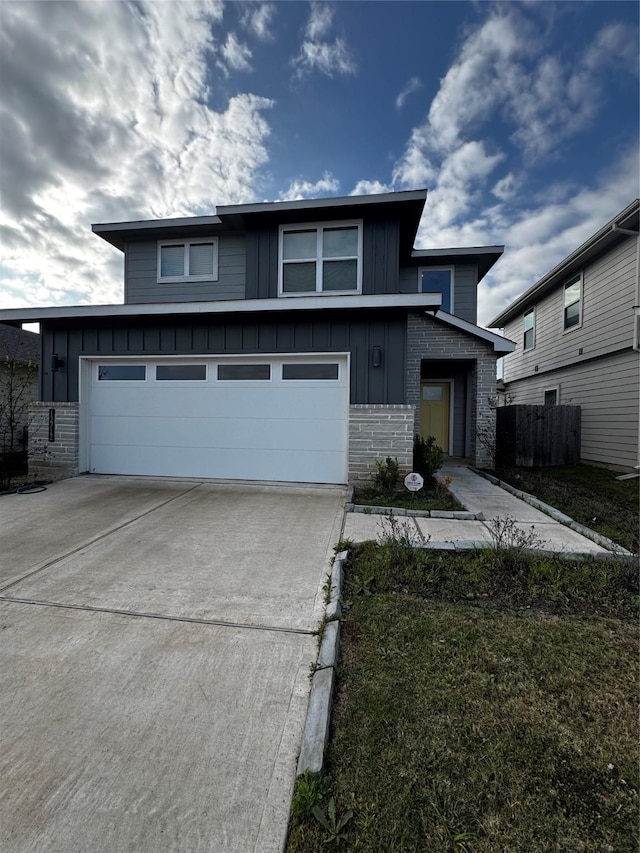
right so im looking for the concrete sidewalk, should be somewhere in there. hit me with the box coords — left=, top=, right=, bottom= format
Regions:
left=343, top=463, right=612, bottom=555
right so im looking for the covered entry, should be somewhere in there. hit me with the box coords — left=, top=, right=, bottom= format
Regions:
left=82, top=354, right=349, bottom=484
left=419, top=360, right=473, bottom=457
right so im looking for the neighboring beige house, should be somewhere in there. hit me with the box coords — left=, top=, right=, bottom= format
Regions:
left=489, top=200, right=640, bottom=472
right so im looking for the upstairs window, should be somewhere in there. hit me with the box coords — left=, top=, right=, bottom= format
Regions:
left=563, top=275, right=582, bottom=330
left=279, top=222, right=362, bottom=295
left=158, top=239, right=218, bottom=283
left=523, top=307, right=535, bottom=350
left=419, top=268, right=454, bottom=312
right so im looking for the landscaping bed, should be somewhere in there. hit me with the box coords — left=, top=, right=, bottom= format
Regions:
left=352, top=486, right=462, bottom=513
left=286, top=540, right=639, bottom=852
left=489, top=464, right=639, bottom=553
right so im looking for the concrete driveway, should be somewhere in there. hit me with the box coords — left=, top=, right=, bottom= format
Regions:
left=0, top=475, right=346, bottom=853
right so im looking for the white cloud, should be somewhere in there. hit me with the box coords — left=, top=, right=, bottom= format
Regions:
left=350, top=180, right=392, bottom=196
left=292, top=1, right=356, bottom=78
left=241, top=3, right=276, bottom=41
left=395, top=76, right=422, bottom=110
left=306, top=2, right=333, bottom=41
left=0, top=0, right=273, bottom=309
left=279, top=172, right=340, bottom=201
left=491, top=172, right=520, bottom=202
left=218, top=32, right=253, bottom=75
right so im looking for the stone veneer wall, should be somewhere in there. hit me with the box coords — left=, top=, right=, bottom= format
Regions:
left=28, top=402, right=80, bottom=480
left=406, top=312, right=497, bottom=468
left=348, top=404, right=414, bottom=484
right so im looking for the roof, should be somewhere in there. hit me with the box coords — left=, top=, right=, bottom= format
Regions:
left=489, top=199, right=640, bottom=328
left=411, top=245, right=504, bottom=283
left=0, top=292, right=443, bottom=324
left=430, top=311, right=515, bottom=354
left=0, top=323, right=40, bottom=363
left=92, top=189, right=429, bottom=258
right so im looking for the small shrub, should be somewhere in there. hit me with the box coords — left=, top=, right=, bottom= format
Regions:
left=413, top=435, right=443, bottom=486
left=487, top=514, right=546, bottom=573
left=371, top=456, right=400, bottom=497
left=292, top=771, right=330, bottom=818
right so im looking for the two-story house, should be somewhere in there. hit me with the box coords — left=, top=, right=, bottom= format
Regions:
left=0, top=190, right=514, bottom=485
left=490, top=199, right=639, bottom=472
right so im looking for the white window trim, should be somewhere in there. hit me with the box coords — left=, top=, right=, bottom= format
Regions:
left=278, top=220, right=363, bottom=297
left=562, top=272, right=583, bottom=334
left=523, top=306, right=536, bottom=351
left=157, top=238, right=219, bottom=284
left=544, top=386, right=560, bottom=406
left=417, top=267, right=455, bottom=313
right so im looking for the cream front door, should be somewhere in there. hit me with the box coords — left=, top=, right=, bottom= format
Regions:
left=420, top=382, right=450, bottom=452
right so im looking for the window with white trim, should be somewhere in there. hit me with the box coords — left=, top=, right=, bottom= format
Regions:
left=418, top=267, right=454, bottom=312
left=279, top=221, right=362, bottom=295
left=523, top=307, right=535, bottom=350
left=563, top=274, right=582, bottom=330
left=544, top=388, right=558, bottom=406
left=157, top=238, right=218, bottom=283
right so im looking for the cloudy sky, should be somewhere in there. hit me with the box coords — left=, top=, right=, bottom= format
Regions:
left=0, top=0, right=638, bottom=326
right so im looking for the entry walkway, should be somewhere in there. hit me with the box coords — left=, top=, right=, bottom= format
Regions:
left=342, top=463, right=612, bottom=555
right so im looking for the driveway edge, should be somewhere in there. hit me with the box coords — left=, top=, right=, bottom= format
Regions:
left=471, top=467, right=633, bottom=556
left=296, top=550, right=346, bottom=775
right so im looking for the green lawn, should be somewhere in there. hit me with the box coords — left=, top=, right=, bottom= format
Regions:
left=493, top=464, right=639, bottom=553
left=286, top=542, right=639, bottom=852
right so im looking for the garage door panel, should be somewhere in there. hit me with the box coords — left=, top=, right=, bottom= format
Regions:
left=90, top=444, right=345, bottom=483
left=91, top=414, right=346, bottom=452
left=87, top=357, right=349, bottom=484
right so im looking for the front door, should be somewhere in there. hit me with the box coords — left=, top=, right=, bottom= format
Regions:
left=420, top=382, right=450, bottom=452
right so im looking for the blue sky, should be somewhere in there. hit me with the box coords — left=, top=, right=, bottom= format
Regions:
left=0, top=0, right=638, bottom=326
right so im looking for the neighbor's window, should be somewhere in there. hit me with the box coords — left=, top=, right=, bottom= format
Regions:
left=563, top=275, right=582, bottom=329
left=158, top=239, right=218, bottom=283
left=279, top=222, right=361, bottom=295
left=523, top=307, right=535, bottom=350
left=544, top=388, right=558, bottom=406
left=419, top=268, right=453, bottom=312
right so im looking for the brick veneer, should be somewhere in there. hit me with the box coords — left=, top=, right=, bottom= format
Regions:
left=28, top=401, right=79, bottom=480
left=348, top=404, right=414, bottom=484
left=407, top=312, right=497, bottom=468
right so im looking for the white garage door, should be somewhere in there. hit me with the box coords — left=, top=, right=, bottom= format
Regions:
left=85, top=355, right=349, bottom=484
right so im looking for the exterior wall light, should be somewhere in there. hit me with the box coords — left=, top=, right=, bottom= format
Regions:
left=372, top=346, right=383, bottom=368
left=50, top=353, right=62, bottom=372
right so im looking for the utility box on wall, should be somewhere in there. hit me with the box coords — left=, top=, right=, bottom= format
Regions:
left=496, top=404, right=581, bottom=468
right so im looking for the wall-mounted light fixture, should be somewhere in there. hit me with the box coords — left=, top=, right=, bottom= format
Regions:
left=50, top=353, right=62, bottom=372
left=371, top=346, right=383, bottom=368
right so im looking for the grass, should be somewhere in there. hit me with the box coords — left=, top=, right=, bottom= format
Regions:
left=353, top=487, right=463, bottom=512
left=286, top=542, right=639, bottom=852
left=491, top=464, right=639, bottom=553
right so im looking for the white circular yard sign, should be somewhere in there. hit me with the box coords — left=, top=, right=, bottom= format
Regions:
left=404, top=472, right=424, bottom=492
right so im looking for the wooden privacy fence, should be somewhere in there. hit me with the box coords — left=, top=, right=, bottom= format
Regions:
left=496, top=404, right=581, bottom=468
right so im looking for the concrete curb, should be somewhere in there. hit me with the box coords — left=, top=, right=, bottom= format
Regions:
left=345, top=503, right=479, bottom=520
left=471, top=468, right=634, bottom=556
left=296, top=551, right=346, bottom=776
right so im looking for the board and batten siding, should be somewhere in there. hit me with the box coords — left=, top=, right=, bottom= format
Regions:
left=244, top=220, right=400, bottom=299
left=125, top=235, right=247, bottom=303
left=398, top=264, right=478, bottom=323
left=501, top=235, right=637, bottom=383
left=504, top=349, right=639, bottom=469
left=39, top=313, right=407, bottom=407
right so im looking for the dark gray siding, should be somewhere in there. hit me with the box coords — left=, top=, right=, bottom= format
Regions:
left=41, top=312, right=407, bottom=406
left=245, top=220, right=400, bottom=299
left=399, top=263, right=478, bottom=323
left=125, top=235, right=246, bottom=303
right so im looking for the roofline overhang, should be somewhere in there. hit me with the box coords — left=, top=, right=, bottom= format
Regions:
left=411, top=245, right=504, bottom=283
left=489, top=199, right=640, bottom=328
left=0, top=292, right=443, bottom=325
left=92, top=189, right=429, bottom=251
left=429, top=310, right=516, bottom=353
